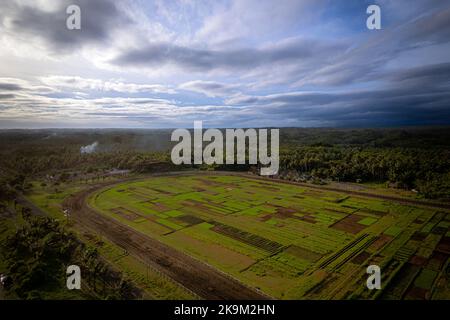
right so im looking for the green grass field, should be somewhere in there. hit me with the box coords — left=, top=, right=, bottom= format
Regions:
left=90, top=174, right=450, bottom=299
left=22, top=179, right=196, bottom=300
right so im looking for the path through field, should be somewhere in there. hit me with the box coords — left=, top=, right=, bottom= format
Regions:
left=64, top=183, right=269, bottom=300
left=57, top=171, right=450, bottom=299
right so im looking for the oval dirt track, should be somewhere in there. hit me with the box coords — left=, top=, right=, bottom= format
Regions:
left=64, top=171, right=450, bottom=300
left=64, top=180, right=269, bottom=300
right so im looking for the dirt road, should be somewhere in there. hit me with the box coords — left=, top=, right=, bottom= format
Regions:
left=64, top=183, right=269, bottom=300
left=60, top=170, right=450, bottom=300
left=16, top=194, right=47, bottom=216
left=237, top=173, right=450, bottom=210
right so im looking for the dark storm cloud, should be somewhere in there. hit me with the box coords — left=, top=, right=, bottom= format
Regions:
left=0, top=0, right=128, bottom=53
left=179, top=80, right=241, bottom=97
left=0, top=83, right=22, bottom=91
left=259, top=90, right=450, bottom=127
left=397, top=7, right=450, bottom=49
left=110, top=5, right=450, bottom=85
left=111, top=38, right=347, bottom=72
left=387, top=62, right=450, bottom=86
left=232, top=61, right=450, bottom=127
left=305, top=7, right=450, bottom=87
left=0, top=94, right=15, bottom=99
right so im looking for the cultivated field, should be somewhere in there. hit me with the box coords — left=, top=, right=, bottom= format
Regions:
left=88, top=174, right=450, bottom=299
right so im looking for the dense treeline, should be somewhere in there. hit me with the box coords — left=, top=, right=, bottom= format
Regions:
left=0, top=127, right=449, bottom=200
left=1, top=211, right=140, bottom=299
left=0, top=149, right=169, bottom=177
left=279, top=146, right=450, bottom=199
left=280, top=126, right=450, bottom=148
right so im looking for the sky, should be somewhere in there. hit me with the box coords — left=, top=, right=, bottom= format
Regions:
left=0, top=0, right=449, bottom=129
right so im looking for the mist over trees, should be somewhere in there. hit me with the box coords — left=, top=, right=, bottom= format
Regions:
left=0, top=127, right=449, bottom=200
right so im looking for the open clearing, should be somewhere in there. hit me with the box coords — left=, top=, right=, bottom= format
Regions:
left=86, top=174, right=449, bottom=299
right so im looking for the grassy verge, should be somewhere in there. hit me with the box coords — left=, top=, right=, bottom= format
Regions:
left=24, top=180, right=194, bottom=300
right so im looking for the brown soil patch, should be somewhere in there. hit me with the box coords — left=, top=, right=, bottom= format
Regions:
left=296, top=215, right=317, bottom=224
left=272, top=206, right=296, bottom=219
left=351, top=251, right=371, bottom=264
left=436, top=236, right=450, bottom=254
left=325, top=208, right=349, bottom=214
left=147, top=187, right=173, bottom=195
left=153, top=202, right=171, bottom=212
left=259, top=214, right=272, bottom=222
left=368, top=234, right=393, bottom=251
left=111, top=207, right=140, bottom=220
left=426, top=252, right=448, bottom=270
left=358, top=208, right=387, bottom=217
left=330, top=214, right=366, bottom=234
left=285, top=245, right=323, bottom=262
left=176, top=215, right=204, bottom=226
left=411, top=232, right=427, bottom=241
left=409, top=255, right=428, bottom=266
left=404, top=286, right=429, bottom=300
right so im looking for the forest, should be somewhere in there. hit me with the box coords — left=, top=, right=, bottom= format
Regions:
left=0, top=126, right=449, bottom=201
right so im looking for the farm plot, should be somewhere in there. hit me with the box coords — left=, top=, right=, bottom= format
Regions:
left=89, top=174, right=449, bottom=299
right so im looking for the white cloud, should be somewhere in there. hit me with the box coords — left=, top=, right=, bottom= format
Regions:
left=179, top=80, right=241, bottom=97
left=40, top=76, right=176, bottom=94
left=0, top=0, right=449, bottom=128
left=196, top=0, right=326, bottom=47
left=0, top=77, right=57, bottom=93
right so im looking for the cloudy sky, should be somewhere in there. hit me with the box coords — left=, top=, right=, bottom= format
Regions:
left=0, top=0, right=449, bottom=128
